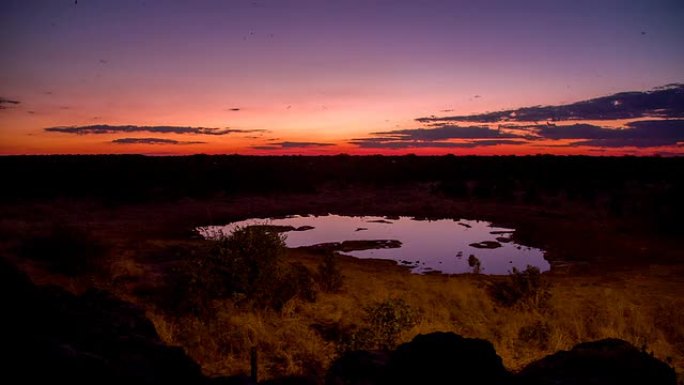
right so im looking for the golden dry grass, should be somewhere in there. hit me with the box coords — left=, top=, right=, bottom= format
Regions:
left=141, top=249, right=684, bottom=381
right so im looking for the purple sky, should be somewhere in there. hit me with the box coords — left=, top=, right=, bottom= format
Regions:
left=1, top=0, right=683, bottom=154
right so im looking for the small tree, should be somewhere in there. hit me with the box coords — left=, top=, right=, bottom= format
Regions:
left=468, top=254, right=481, bottom=274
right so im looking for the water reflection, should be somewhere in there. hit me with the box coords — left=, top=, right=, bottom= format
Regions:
left=198, top=215, right=549, bottom=275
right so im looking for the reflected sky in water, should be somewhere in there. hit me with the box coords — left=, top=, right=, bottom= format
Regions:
left=199, top=215, right=549, bottom=275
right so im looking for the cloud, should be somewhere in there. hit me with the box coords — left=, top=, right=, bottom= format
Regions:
left=528, top=123, right=619, bottom=140
left=350, top=118, right=684, bottom=150
left=45, top=124, right=266, bottom=135
left=252, top=141, right=336, bottom=150
left=417, top=84, right=684, bottom=123
left=570, top=138, right=682, bottom=148
left=0, top=97, right=20, bottom=109
left=349, top=138, right=525, bottom=149
left=372, top=125, right=524, bottom=141
left=500, top=119, right=684, bottom=147
left=347, top=124, right=528, bottom=149
left=565, top=119, right=684, bottom=148
left=111, top=137, right=206, bottom=145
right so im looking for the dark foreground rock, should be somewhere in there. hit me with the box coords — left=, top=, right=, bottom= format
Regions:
left=326, top=333, right=677, bottom=385
left=0, top=259, right=241, bottom=385
left=385, top=332, right=510, bottom=385
left=517, top=338, right=676, bottom=385
left=326, top=350, right=390, bottom=385
left=326, top=332, right=509, bottom=385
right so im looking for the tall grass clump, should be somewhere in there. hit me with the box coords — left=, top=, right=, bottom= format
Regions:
left=488, top=265, right=551, bottom=309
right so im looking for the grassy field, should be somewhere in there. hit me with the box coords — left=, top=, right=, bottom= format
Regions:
left=136, top=248, right=684, bottom=380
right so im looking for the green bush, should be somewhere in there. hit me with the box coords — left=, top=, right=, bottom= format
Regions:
left=488, top=265, right=551, bottom=309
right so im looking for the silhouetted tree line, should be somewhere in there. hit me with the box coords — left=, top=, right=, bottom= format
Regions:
left=2, top=155, right=683, bottom=233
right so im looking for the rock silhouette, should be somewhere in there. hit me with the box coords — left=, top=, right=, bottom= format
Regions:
left=1, top=259, right=211, bottom=385
left=326, top=350, right=390, bottom=385
left=385, top=332, right=510, bottom=385
left=326, top=332, right=509, bottom=385
left=326, top=332, right=677, bottom=385
left=517, top=338, right=676, bottom=385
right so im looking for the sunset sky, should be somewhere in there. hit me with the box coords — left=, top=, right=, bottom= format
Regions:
left=1, top=0, right=683, bottom=155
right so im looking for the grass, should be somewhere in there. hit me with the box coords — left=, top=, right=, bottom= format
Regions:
left=139, top=247, right=684, bottom=381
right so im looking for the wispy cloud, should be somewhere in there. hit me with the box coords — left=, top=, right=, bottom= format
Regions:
left=417, top=84, right=684, bottom=124
left=111, top=137, right=206, bottom=145
left=0, top=97, right=20, bottom=109
left=372, top=125, right=524, bottom=141
left=45, top=124, right=266, bottom=135
left=253, top=141, right=336, bottom=150
left=348, top=124, right=528, bottom=149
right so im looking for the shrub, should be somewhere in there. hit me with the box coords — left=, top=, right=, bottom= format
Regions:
left=342, top=298, right=419, bottom=351
left=264, top=262, right=317, bottom=310
left=317, top=252, right=344, bottom=292
left=210, top=225, right=286, bottom=297
left=159, top=225, right=319, bottom=313
left=488, top=265, right=551, bottom=309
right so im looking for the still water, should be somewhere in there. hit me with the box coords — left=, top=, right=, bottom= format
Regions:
left=198, top=215, right=549, bottom=275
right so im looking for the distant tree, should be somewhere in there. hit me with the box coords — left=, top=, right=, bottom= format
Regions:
left=468, top=255, right=481, bottom=274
